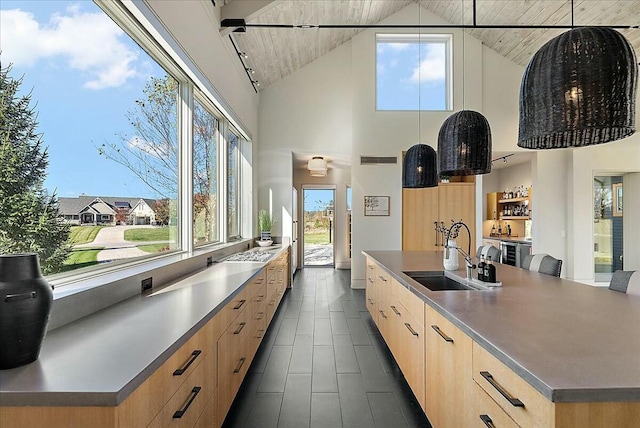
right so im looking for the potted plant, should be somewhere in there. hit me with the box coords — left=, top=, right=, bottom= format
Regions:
left=257, top=209, right=274, bottom=246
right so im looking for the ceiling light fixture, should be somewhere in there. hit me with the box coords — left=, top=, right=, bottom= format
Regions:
left=402, top=7, right=438, bottom=189
left=308, top=156, right=328, bottom=177
left=518, top=26, right=638, bottom=149
left=403, top=144, right=438, bottom=188
left=437, top=6, right=492, bottom=177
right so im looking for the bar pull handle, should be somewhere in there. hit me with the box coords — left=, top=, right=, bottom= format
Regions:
left=173, top=350, right=202, bottom=375
left=379, top=310, right=387, bottom=319
left=440, top=222, right=445, bottom=246
left=256, top=295, right=265, bottom=302
left=479, top=415, right=495, bottom=428
left=233, top=299, right=247, bottom=310
left=378, top=275, right=387, bottom=282
left=368, top=264, right=375, bottom=270
left=233, top=322, right=247, bottom=335
left=368, top=277, right=374, bottom=283
left=404, top=322, right=419, bottom=336
left=480, top=371, right=525, bottom=407
left=256, top=312, right=265, bottom=320
left=233, top=357, right=247, bottom=373
left=368, top=298, right=374, bottom=305
left=172, top=386, right=201, bottom=418
left=431, top=325, right=454, bottom=343
left=390, top=305, right=401, bottom=316
left=434, top=221, right=439, bottom=247
left=4, top=291, right=37, bottom=302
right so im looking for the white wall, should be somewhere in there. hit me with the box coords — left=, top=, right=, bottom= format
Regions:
left=257, top=43, right=353, bottom=245
left=624, top=172, right=640, bottom=271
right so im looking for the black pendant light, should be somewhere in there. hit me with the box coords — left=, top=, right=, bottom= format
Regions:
left=518, top=27, right=638, bottom=149
left=438, top=110, right=492, bottom=176
left=402, top=144, right=438, bottom=188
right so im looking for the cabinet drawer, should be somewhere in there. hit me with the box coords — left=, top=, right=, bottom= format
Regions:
left=213, top=285, right=251, bottom=341
left=147, top=349, right=215, bottom=428
left=193, top=390, right=217, bottom=428
left=217, top=307, right=253, bottom=419
left=393, top=277, right=424, bottom=323
left=118, top=318, right=214, bottom=428
left=472, top=382, right=521, bottom=428
left=472, top=342, right=551, bottom=428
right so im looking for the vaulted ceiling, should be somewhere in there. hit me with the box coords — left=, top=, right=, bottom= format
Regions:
left=222, top=0, right=640, bottom=90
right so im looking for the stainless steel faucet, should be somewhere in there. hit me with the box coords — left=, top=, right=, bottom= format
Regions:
left=445, top=221, right=476, bottom=280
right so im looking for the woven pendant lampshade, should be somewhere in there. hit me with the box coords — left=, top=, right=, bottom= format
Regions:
left=437, top=110, right=492, bottom=176
left=518, top=27, right=638, bottom=149
left=402, top=144, right=438, bottom=188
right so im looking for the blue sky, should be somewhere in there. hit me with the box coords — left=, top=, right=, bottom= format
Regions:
left=1, top=0, right=164, bottom=199
left=377, top=39, right=447, bottom=110
left=1, top=2, right=447, bottom=201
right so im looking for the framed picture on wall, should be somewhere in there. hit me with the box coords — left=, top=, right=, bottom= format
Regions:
left=613, top=183, right=622, bottom=217
left=364, top=196, right=390, bottom=216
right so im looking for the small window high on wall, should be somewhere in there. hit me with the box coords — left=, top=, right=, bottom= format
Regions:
left=376, top=33, right=452, bottom=111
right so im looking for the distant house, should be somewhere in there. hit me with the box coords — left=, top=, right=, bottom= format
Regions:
left=58, top=196, right=158, bottom=226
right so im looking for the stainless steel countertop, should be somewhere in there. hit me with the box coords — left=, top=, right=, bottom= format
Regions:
left=363, top=250, right=640, bottom=403
left=0, top=246, right=287, bottom=407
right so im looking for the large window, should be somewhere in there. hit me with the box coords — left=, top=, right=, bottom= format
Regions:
left=227, top=129, right=241, bottom=239
left=0, top=0, right=249, bottom=285
left=0, top=0, right=179, bottom=275
left=193, top=96, right=219, bottom=246
left=376, top=34, right=452, bottom=111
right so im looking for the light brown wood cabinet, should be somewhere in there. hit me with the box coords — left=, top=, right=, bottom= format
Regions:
left=403, top=183, right=476, bottom=253
left=365, top=258, right=426, bottom=412
left=425, top=304, right=473, bottom=428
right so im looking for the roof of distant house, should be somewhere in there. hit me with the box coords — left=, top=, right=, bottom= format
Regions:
left=58, top=196, right=160, bottom=215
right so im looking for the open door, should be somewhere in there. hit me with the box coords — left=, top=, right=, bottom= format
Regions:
left=302, top=187, right=335, bottom=267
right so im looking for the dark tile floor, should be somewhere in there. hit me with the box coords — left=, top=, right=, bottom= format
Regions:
left=222, top=268, right=432, bottom=428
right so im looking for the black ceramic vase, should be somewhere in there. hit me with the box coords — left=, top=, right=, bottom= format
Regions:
left=0, top=253, right=53, bottom=369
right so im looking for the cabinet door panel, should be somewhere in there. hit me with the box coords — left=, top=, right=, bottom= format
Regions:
left=426, top=305, right=473, bottom=428
left=439, top=184, right=476, bottom=253
left=403, top=187, right=440, bottom=250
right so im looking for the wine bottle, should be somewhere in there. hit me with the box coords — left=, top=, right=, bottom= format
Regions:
left=486, top=256, right=497, bottom=283
left=478, top=256, right=486, bottom=281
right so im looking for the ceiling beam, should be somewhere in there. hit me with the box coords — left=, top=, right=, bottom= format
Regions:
left=220, top=0, right=277, bottom=37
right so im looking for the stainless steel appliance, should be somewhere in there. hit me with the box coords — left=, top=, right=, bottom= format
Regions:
left=500, top=241, right=532, bottom=268
left=500, top=241, right=517, bottom=266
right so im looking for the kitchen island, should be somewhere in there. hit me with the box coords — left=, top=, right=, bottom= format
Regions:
left=364, top=250, right=640, bottom=428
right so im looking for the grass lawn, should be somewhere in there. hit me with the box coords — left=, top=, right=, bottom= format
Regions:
left=125, top=227, right=170, bottom=242
left=304, top=230, right=331, bottom=245
left=138, top=243, right=170, bottom=253
left=69, top=226, right=105, bottom=245
left=58, top=247, right=104, bottom=272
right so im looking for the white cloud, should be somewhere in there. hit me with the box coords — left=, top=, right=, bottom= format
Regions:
left=128, top=136, right=168, bottom=158
left=0, top=4, right=139, bottom=89
left=388, top=43, right=410, bottom=51
left=410, top=44, right=446, bottom=83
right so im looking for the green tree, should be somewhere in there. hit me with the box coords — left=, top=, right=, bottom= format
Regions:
left=98, top=76, right=217, bottom=241
left=0, top=64, right=70, bottom=274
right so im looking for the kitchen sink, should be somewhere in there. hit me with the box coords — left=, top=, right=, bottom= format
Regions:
left=402, top=271, right=474, bottom=291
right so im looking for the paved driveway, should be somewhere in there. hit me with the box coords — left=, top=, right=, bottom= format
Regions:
left=75, top=225, right=169, bottom=261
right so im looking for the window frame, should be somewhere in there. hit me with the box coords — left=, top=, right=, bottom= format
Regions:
left=226, top=126, right=242, bottom=241
left=375, top=33, right=453, bottom=111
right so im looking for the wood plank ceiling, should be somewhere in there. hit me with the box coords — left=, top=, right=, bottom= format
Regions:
left=229, top=0, right=640, bottom=90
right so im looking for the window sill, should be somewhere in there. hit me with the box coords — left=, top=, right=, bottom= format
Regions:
left=48, top=239, right=252, bottom=331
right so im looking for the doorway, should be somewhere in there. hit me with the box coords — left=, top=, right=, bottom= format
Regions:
left=302, top=187, right=335, bottom=267
left=593, top=176, right=624, bottom=282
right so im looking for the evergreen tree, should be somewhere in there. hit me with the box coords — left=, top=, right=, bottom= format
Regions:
left=0, top=64, right=70, bottom=274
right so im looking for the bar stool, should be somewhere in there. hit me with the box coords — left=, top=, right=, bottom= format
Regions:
left=609, top=271, right=640, bottom=296
left=521, top=253, right=562, bottom=277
